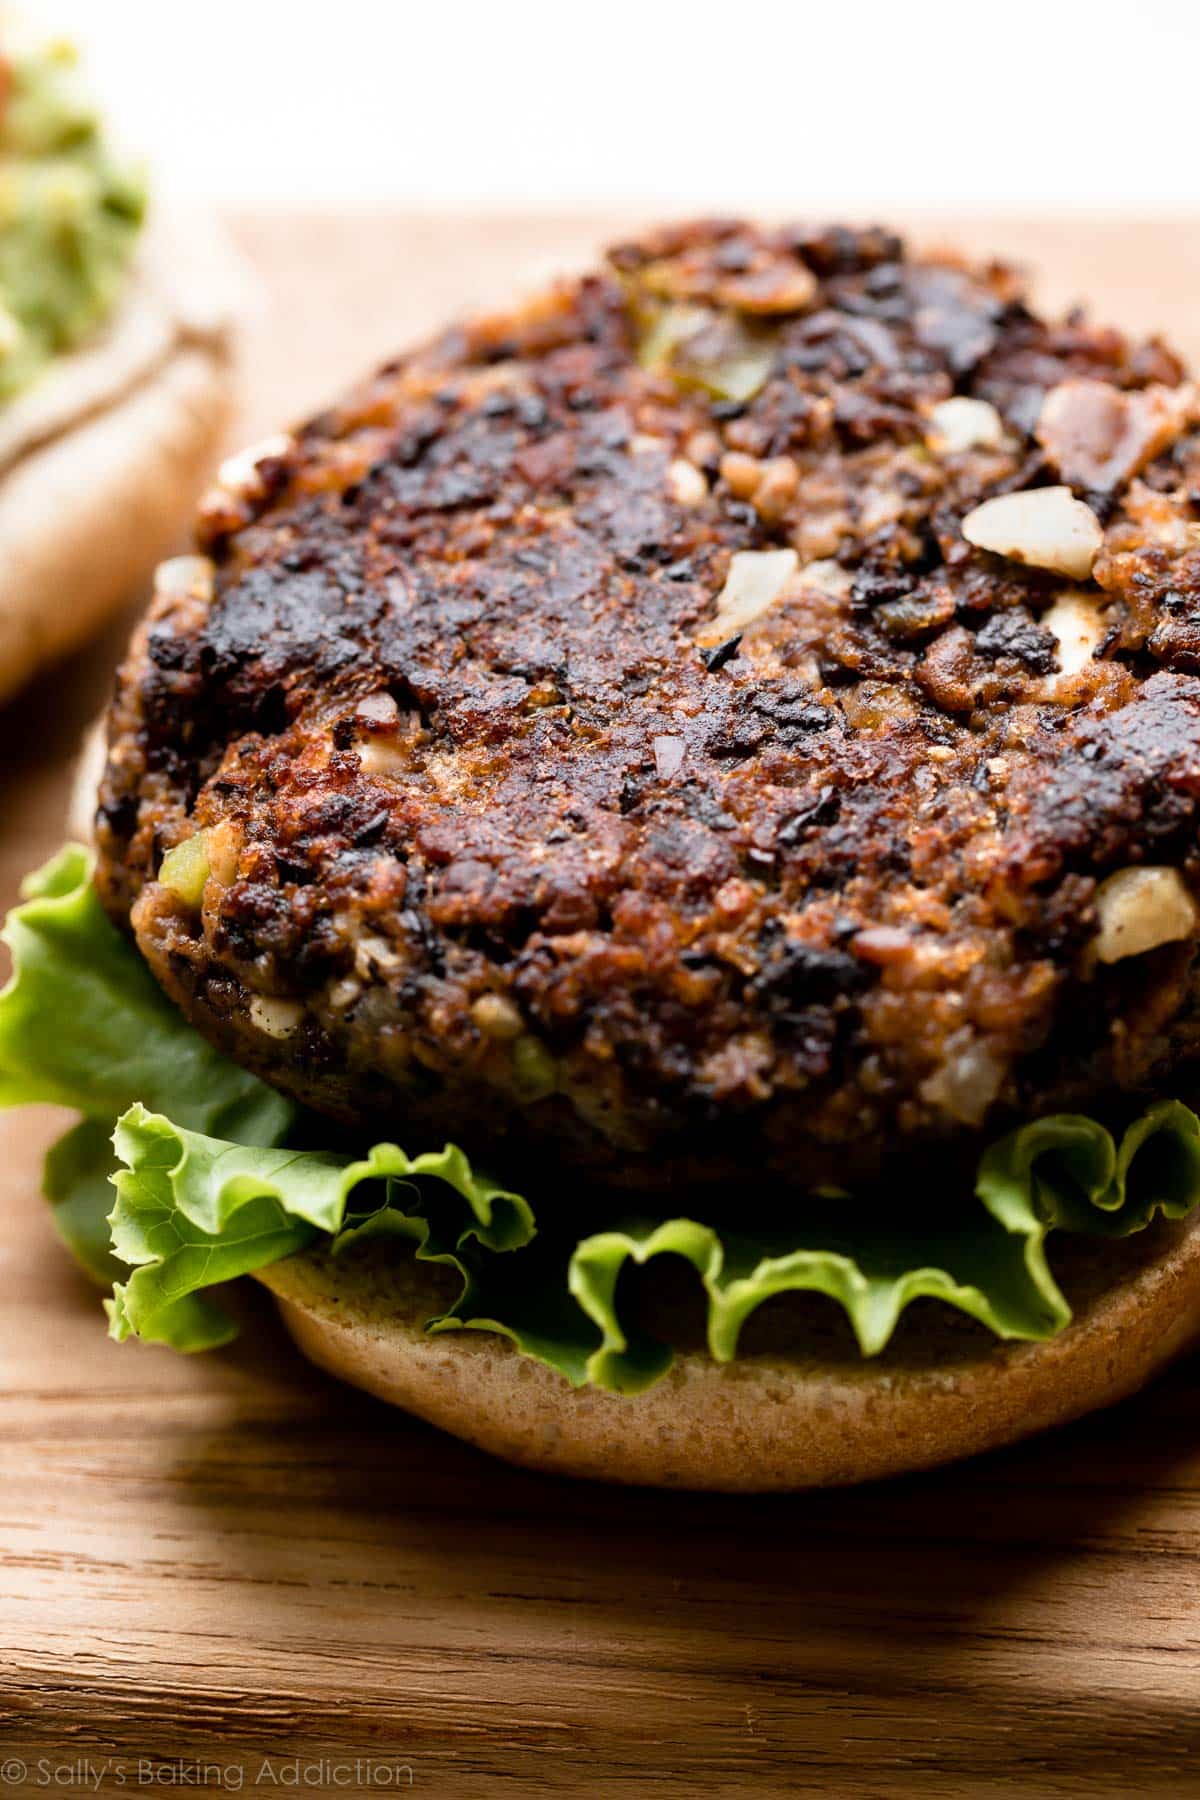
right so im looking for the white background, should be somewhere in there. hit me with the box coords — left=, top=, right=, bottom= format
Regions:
left=33, top=0, right=1200, bottom=213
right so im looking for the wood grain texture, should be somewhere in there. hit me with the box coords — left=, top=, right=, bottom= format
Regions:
left=4, top=212, right=1200, bottom=1798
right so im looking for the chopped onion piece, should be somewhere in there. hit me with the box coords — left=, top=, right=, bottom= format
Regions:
left=205, top=818, right=242, bottom=886
left=962, top=486, right=1104, bottom=581
left=799, top=557, right=853, bottom=598
left=248, top=996, right=305, bottom=1038
left=926, top=397, right=1006, bottom=455
left=355, top=691, right=399, bottom=726
left=358, top=737, right=407, bottom=777
left=471, top=993, right=524, bottom=1040
left=920, top=1032, right=1004, bottom=1126
left=1042, top=589, right=1106, bottom=677
left=696, top=548, right=798, bottom=646
left=154, top=555, right=215, bottom=603
left=216, top=433, right=292, bottom=500
left=667, top=458, right=707, bottom=506
left=1094, top=867, right=1197, bottom=963
left=653, top=734, right=686, bottom=777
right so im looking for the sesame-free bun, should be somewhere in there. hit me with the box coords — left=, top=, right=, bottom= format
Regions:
left=256, top=1213, right=1200, bottom=1491
left=0, top=206, right=246, bottom=705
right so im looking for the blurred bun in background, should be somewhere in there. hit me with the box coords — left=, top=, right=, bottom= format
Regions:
left=0, top=19, right=247, bottom=702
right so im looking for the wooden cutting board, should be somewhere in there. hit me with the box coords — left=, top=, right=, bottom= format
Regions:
left=4, top=213, right=1200, bottom=1799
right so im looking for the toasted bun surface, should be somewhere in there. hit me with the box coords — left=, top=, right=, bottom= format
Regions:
left=0, top=209, right=245, bottom=705
left=256, top=1215, right=1200, bottom=1491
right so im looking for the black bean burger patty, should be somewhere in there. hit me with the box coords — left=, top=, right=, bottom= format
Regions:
left=95, top=220, right=1200, bottom=1196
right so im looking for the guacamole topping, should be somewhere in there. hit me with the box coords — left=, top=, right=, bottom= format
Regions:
left=0, top=37, right=146, bottom=404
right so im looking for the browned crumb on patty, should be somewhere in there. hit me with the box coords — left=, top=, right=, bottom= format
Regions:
left=95, top=219, right=1200, bottom=1197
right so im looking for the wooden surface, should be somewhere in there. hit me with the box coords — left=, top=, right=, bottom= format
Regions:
left=5, top=213, right=1200, bottom=1798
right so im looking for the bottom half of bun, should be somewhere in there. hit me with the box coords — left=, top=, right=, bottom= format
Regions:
left=255, top=1215, right=1200, bottom=1491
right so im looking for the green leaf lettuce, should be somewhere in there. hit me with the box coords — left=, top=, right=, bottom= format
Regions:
left=105, top=1103, right=532, bottom=1351
left=4, top=846, right=1200, bottom=1393
left=0, top=844, right=291, bottom=1280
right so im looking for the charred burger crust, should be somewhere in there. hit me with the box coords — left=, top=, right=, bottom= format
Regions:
left=96, top=220, right=1200, bottom=1195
